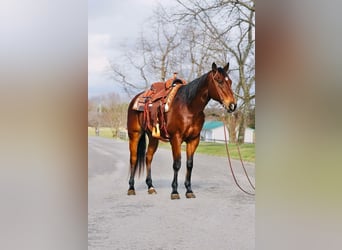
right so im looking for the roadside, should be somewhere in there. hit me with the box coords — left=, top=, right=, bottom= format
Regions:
left=88, top=127, right=255, bottom=163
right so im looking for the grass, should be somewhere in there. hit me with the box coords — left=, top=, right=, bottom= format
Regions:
left=195, top=142, right=254, bottom=162
left=159, top=141, right=255, bottom=163
left=89, top=127, right=255, bottom=163
left=88, top=127, right=115, bottom=138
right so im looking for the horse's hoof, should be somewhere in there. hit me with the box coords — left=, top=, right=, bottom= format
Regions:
left=171, top=193, right=180, bottom=200
left=185, top=192, right=196, bottom=199
left=148, top=187, right=157, bottom=194
left=127, top=189, right=136, bottom=195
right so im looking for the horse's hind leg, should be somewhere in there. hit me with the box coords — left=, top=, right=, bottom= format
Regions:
left=128, top=131, right=140, bottom=195
left=146, top=135, right=159, bottom=194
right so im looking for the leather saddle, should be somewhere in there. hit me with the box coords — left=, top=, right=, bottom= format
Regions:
left=132, top=78, right=186, bottom=140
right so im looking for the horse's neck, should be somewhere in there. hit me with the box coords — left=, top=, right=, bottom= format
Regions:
left=188, top=76, right=210, bottom=112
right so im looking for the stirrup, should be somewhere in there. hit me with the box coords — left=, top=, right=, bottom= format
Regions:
left=152, top=123, right=160, bottom=138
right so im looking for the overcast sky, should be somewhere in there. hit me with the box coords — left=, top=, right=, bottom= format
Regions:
left=88, top=0, right=161, bottom=98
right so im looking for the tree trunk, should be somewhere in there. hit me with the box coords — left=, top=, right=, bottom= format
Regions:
left=237, top=117, right=246, bottom=144
left=226, top=114, right=238, bottom=143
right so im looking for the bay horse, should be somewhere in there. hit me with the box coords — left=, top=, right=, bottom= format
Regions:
left=127, top=62, right=237, bottom=199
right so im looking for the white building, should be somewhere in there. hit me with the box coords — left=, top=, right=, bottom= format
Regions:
left=200, top=121, right=255, bottom=143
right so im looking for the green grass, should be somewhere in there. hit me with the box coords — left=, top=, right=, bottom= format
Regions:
left=88, top=127, right=115, bottom=138
left=160, top=141, right=255, bottom=163
left=89, top=127, right=255, bottom=163
left=195, top=142, right=255, bottom=162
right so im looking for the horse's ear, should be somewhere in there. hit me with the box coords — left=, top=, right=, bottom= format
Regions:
left=224, top=63, right=230, bottom=72
left=212, top=62, right=217, bottom=72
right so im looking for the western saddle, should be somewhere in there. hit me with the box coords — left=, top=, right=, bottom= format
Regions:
left=132, top=75, right=186, bottom=140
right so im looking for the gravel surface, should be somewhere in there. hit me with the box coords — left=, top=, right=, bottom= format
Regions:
left=88, top=137, right=255, bottom=250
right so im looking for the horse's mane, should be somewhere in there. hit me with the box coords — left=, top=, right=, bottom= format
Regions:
left=178, top=73, right=209, bottom=104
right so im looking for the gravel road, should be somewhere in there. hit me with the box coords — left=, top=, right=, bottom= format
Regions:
left=88, top=136, right=255, bottom=250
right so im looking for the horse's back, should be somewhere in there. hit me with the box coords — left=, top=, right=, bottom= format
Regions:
left=127, top=92, right=144, bottom=134
left=128, top=91, right=144, bottom=109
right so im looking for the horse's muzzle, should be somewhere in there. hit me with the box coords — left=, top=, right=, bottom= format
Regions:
left=227, top=102, right=237, bottom=113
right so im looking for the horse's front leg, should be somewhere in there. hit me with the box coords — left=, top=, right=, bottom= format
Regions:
left=170, top=136, right=182, bottom=199
left=184, top=136, right=200, bottom=198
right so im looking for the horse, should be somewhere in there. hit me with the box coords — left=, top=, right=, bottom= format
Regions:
left=127, top=62, right=237, bottom=199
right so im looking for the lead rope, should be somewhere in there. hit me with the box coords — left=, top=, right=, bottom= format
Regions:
left=222, top=119, right=255, bottom=196
left=236, top=140, right=255, bottom=190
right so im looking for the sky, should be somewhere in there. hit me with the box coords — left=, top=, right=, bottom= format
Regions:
left=88, top=0, right=161, bottom=98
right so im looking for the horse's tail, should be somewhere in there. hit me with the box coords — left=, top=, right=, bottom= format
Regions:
left=135, top=131, right=146, bottom=177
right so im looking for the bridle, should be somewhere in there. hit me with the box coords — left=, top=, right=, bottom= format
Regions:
left=210, top=70, right=234, bottom=107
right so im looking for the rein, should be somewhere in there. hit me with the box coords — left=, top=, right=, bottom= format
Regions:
left=210, top=71, right=232, bottom=108
left=222, top=118, right=255, bottom=196
left=211, top=71, right=225, bottom=104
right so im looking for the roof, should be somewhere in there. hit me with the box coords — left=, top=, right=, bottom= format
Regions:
left=202, top=121, right=224, bottom=130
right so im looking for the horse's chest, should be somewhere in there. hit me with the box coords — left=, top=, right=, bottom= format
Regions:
left=184, top=125, right=201, bottom=138
left=181, top=115, right=204, bottom=138
left=167, top=108, right=204, bottom=137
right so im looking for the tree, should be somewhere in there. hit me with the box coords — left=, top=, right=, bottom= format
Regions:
left=88, top=92, right=128, bottom=138
left=88, top=98, right=102, bottom=129
left=109, top=5, right=184, bottom=96
left=173, top=0, right=255, bottom=143
left=97, top=92, right=128, bottom=137
left=108, top=0, right=255, bottom=143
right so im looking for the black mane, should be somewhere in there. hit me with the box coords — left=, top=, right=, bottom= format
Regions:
left=177, top=73, right=209, bottom=104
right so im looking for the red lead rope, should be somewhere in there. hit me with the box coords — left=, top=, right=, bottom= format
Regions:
left=222, top=120, right=255, bottom=196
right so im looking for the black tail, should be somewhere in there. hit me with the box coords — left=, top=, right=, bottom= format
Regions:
left=135, top=132, right=146, bottom=177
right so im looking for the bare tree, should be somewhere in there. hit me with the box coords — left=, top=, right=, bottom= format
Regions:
left=88, top=92, right=128, bottom=138
left=100, top=93, right=128, bottom=137
left=173, top=0, right=255, bottom=143
left=88, top=97, right=103, bottom=129
left=108, top=1, right=255, bottom=143
left=109, top=5, right=184, bottom=97
left=102, top=104, right=128, bottom=138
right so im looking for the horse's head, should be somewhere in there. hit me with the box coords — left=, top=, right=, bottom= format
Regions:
left=209, top=62, right=237, bottom=113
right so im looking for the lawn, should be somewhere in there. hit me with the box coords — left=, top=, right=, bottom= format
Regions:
left=89, top=127, right=255, bottom=163
left=159, top=141, right=255, bottom=163
left=195, top=142, right=255, bottom=162
left=88, top=127, right=115, bottom=138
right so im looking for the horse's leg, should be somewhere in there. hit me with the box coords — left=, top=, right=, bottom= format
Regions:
left=146, top=134, right=159, bottom=194
left=184, top=136, right=200, bottom=198
left=127, top=131, right=140, bottom=195
left=170, top=135, right=182, bottom=199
